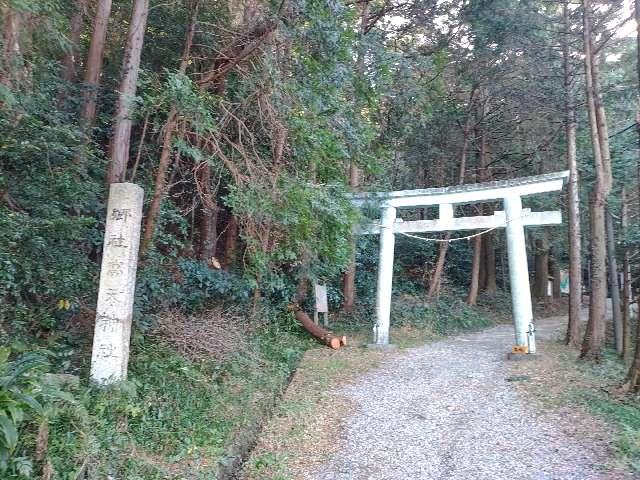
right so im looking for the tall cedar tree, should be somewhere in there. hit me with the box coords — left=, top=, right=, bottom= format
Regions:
left=580, top=0, right=613, bottom=360
left=563, top=1, right=583, bottom=348
left=107, top=0, right=150, bottom=184
left=79, top=0, right=112, bottom=127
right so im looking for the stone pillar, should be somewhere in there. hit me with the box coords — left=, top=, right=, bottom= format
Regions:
left=90, top=183, right=144, bottom=384
left=374, top=205, right=396, bottom=346
left=504, top=194, right=535, bottom=353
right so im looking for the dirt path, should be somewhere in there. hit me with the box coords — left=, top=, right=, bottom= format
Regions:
left=304, top=317, right=632, bottom=480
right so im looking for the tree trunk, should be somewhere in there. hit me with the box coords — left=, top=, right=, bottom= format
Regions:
left=550, top=256, right=561, bottom=302
left=580, top=0, right=611, bottom=360
left=479, top=238, right=487, bottom=293
left=197, top=162, right=219, bottom=263
left=140, top=3, right=199, bottom=255
left=79, top=0, right=112, bottom=126
left=294, top=251, right=345, bottom=348
left=293, top=308, right=346, bottom=350
left=621, top=187, right=631, bottom=363
left=1, top=5, right=25, bottom=88
left=534, top=238, right=549, bottom=300
left=61, top=0, right=87, bottom=83
left=591, top=54, right=613, bottom=191
left=199, top=0, right=262, bottom=268
left=342, top=0, right=369, bottom=312
left=106, top=0, right=150, bottom=184
left=582, top=192, right=608, bottom=360
left=623, top=287, right=640, bottom=391
left=427, top=90, right=475, bottom=299
left=563, top=0, right=583, bottom=348
left=475, top=89, right=495, bottom=296
left=222, top=216, right=239, bottom=270
left=140, top=112, right=178, bottom=253
left=606, top=208, right=623, bottom=355
left=483, top=231, right=497, bottom=294
left=466, top=235, right=482, bottom=306
left=198, top=204, right=219, bottom=262
left=342, top=255, right=357, bottom=312
left=624, top=0, right=640, bottom=385
left=464, top=92, right=488, bottom=307
left=428, top=239, right=450, bottom=299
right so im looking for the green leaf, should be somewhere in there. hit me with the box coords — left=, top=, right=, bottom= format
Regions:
left=5, top=404, right=23, bottom=424
left=0, top=347, right=9, bottom=366
left=1, top=353, right=48, bottom=388
left=0, top=414, right=18, bottom=451
left=41, top=387, right=74, bottom=404
left=14, top=393, right=44, bottom=416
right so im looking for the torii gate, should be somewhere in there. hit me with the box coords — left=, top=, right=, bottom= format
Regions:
left=352, top=171, right=569, bottom=353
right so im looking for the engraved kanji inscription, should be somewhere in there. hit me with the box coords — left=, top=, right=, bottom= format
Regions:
left=106, top=234, right=128, bottom=248
left=106, top=260, right=125, bottom=276
left=97, top=343, right=118, bottom=359
left=111, top=208, right=132, bottom=222
left=104, top=288, right=123, bottom=307
left=96, top=314, right=122, bottom=333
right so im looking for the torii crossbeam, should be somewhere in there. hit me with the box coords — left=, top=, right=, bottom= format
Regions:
left=352, top=171, right=569, bottom=353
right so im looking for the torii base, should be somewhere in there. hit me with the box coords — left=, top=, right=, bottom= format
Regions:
left=506, top=349, right=539, bottom=361
left=511, top=345, right=529, bottom=354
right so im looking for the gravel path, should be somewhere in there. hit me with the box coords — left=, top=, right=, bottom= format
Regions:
left=308, top=318, right=629, bottom=480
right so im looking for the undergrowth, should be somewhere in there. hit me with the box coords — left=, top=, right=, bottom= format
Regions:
left=8, top=312, right=314, bottom=480
left=333, top=289, right=508, bottom=347
left=575, top=350, right=640, bottom=471
left=588, top=396, right=640, bottom=471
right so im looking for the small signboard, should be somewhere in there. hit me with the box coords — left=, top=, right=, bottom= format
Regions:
left=314, top=284, right=329, bottom=327
left=314, top=284, right=328, bottom=313
left=560, top=269, right=569, bottom=294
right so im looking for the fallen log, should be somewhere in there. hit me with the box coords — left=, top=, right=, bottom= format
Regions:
left=293, top=307, right=346, bottom=350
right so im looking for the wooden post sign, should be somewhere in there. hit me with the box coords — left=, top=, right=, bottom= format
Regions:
left=90, top=183, right=144, bottom=385
left=314, top=284, right=329, bottom=327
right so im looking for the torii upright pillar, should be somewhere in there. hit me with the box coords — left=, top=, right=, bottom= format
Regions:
left=374, top=206, right=396, bottom=345
left=504, top=194, right=535, bottom=352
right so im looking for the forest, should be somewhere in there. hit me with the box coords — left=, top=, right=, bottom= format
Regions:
left=2, top=0, right=640, bottom=478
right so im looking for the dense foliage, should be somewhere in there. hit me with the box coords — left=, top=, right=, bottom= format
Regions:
left=2, top=0, right=634, bottom=328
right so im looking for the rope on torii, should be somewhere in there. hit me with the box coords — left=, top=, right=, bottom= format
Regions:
left=398, top=227, right=498, bottom=243
left=373, top=212, right=535, bottom=243
left=376, top=223, right=503, bottom=243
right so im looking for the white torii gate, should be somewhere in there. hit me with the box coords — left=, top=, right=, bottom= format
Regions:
left=352, top=171, right=569, bottom=353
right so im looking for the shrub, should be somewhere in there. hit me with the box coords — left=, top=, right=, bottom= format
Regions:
left=0, top=347, right=73, bottom=478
